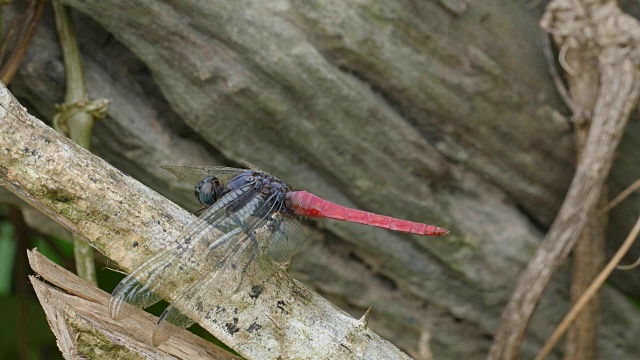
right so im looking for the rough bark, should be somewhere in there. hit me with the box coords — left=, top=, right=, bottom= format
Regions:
left=565, top=212, right=606, bottom=360
left=541, top=4, right=608, bottom=359
left=540, top=13, right=607, bottom=360
left=52, top=0, right=101, bottom=286
left=0, top=84, right=411, bottom=358
left=4, top=1, right=640, bottom=359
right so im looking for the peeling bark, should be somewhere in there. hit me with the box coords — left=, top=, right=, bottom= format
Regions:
left=29, top=249, right=236, bottom=360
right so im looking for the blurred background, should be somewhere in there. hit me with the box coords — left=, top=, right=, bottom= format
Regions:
left=1, top=0, right=640, bottom=359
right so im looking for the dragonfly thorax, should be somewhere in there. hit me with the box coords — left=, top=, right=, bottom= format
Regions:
left=246, top=171, right=292, bottom=214
left=196, top=171, right=293, bottom=215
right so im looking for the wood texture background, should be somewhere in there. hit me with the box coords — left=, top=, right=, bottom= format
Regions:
left=5, top=1, right=640, bottom=358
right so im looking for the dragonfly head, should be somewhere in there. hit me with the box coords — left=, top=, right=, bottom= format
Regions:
left=194, top=175, right=224, bottom=207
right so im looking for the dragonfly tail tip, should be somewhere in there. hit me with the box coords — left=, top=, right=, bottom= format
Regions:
left=434, top=227, right=449, bottom=236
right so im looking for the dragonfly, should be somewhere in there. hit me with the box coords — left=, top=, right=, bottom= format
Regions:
left=108, top=165, right=448, bottom=346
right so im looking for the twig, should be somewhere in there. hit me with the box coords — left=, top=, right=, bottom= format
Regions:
left=0, top=4, right=25, bottom=63
left=52, top=0, right=98, bottom=285
left=489, top=2, right=640, bottom=358
left=535, top=215, right=640, bottom=360
left=558, top=8, right=606, bottom=358
left=616, top=256, right=640, bottom=271
left=542, top=34, right=579, bottom=115
left=601, top=179, right=640, bottom=213
left=0, top=0, right=46, bottom=84
left=490, top=59, right=640, bottom=360
left=602, top=179, right=640, bottom=269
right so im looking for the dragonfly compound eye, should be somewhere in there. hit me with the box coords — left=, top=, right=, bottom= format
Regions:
left=194, top=175, right=222, bottom=207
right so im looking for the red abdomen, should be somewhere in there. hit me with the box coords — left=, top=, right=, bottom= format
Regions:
left=287, top=191, right=448, bottom=236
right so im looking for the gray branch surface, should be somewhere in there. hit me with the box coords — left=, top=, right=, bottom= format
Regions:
left=0, top=85, right=409, bottom=359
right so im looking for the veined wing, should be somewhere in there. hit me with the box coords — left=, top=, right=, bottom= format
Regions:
left=161, top=165, right=246, bottom=185
left=266, top=214, right=304, bottom=263
left=238, top=160, right=270, bottom=175
left=109, top=182, right=262, bottom=320
left=151, top=214, right=304, bottom=346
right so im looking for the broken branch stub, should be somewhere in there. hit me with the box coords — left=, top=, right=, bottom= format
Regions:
left=28, top=249, right=235, bottom=359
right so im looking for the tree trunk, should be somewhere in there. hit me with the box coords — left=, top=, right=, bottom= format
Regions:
left=4, top=1, right=640, bottom=358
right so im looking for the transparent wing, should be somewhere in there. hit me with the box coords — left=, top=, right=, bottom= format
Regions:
left=267, top=216, right=305, bottom=263
left=151, top=213, right=300, bottom=345
left=239, top=160, right=268, bottom=174
left=108, top=182, right=261, bottom=320
left=161, top=165, right=246, bottom=185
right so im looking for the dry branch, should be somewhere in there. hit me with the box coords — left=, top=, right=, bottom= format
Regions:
left=29, top=249, right=235, bottom=359
left=543, top=15, right=606, bottom=360
left=489, top=2, right=640, bottom=359
left=543, top=2, right=606, bottom=358
left=0, top=83, right=410, bottom=359
left=0, top=0, right=46, bottom=84
left=535, top=215, right=640, bottom=360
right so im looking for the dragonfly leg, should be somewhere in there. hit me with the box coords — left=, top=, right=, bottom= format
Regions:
left=215, top=213, right=246, bottom=250
left=207, top=227, right=242, bottom=252
left=232, top=229, right=261, bottom=292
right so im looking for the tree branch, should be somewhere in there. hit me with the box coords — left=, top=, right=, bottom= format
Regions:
left=0, top=84, right=410, bottom=358
left=0, top=0, right=46, bottom=84
left=52, top=0, right=110, bottom=285
left=489, top=1, right=640, bottom=358
left=535, top=215, right=640, bottom=360
left=28, top=249, right=236, bottom=359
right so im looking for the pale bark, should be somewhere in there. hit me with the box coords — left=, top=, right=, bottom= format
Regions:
left=0, top=84, right=411, bottom=359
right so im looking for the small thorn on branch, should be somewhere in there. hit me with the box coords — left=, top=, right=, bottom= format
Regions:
left=359, top=306, right=373, bottom=328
